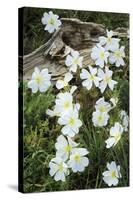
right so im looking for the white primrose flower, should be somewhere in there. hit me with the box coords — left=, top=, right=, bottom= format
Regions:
left=55, top=92, right=73, bottom=116
left=91, top=45, right=109, bottom=68
left=92, top=110, right=109, bottom=127
left=65, top=50, right=83, bottom=72
left=110, top=97, right=118, bottom=108
left=70, top=85, right=77, bottom=95
left=122, top=116, right=129, bottom=132
left=67, top=148, right=89, bottom=172
left=41, top=11, right=62, bottom=33
left=46, top=90, right=79, bottom=118
left=80, top=66, right=102, bottom=90
left=58, top=107, right=82, bottom=137
left=95, top=97, right=111, bottom=113
left=105, top=122, right=123, bottom=148
left=55, top=135, right=79, bottom=161
left=99, top=30, right=120, bottom=51
left=109, top=46, right=125, bottom=67
left=46, top=108, right=56, bottom=117
left=102, top=161, right=122, bottom=186
left=98, top=67, right=117, bottom=93
left=56, top=72, right=73, bottom=90
left=74, top=103, right=80, bottom=111
left=28, top=67, right=51, bottom=93
left=120, top=110, right=129, bottom=132
left=46, top=106, right=61, bottom=117
left=49, top=157, right=69, bottom=182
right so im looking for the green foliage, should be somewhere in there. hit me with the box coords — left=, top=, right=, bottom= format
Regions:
left=24, top=83, right=55, bottom=128
left=119, top=80, right=129, bottom=114
left=23, top=83, right=62, bottom=192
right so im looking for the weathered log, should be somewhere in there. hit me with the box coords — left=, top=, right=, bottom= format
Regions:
left=21, top=18, right=128, bottom=81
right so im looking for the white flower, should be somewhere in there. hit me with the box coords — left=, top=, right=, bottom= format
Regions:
left=55, top=92, right=73, bottom=116
left=105, top=122, right=123, bottom=148
left=46, top=91, right=79, bottom=118
left=28, top=67, right=51, bottom=93
left=56, top=72, right=73, bottom=89
left=92, top=110, right=109, bottom=127
left=110, top=97, right=118, bottom=108
left=98, top=67, right=117, bottom=93
left=41, top=11, right=62, bottom=33
left=55, top=135, right=79, bottom=161
left=120, top=110, right=129, bottom=132
left=99, top=30, right=120, bottom=51
left=46, top=106, right=61, bottom=117
left=102, top=161, right=122, bottom=186
left=58, top=107, right=82, bottom=137
left=46, top=108, right=56, bottom=117
left=80, top=66, right=102, bottom=90
left=109, top=46, right=125, bottom=67
left=95, top=97, right=111, bottom=113
left=120, top=110, right=127, bottom=119
left=65, top=50, right=83, bottom=72
left=68, top=148, right=89, bottom=172
left=49, top=157, right=69, bottom=182
left=70, top=85, right=77, bottom=95
left=74, top=103, right=80, bottom=111
left=91, top=45, right=109, bottom=68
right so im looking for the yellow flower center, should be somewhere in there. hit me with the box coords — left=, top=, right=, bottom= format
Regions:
left=58, top=163, right=64, bottom=172
left=65, top=145, right=72, bottom=152
left=63, top=80, right=68, bottom=87
left=104, top=75, right=110, bottom=82
left=73, top=58, right=79, bottom=65
left=49, top=18, right=55, bottom=25
left=63, top=101, right=70, bottom=109
left=74, top=154, right=81, bottom=162
left=97, top=115, right=103, bottom=123
left=108, top=37, right=112, bottom=44
left=111, top=171, right=116, bottom=178
left=69, top=118, right=75, bottom=126
left=115, top=51, right=121, bottom=58
left=100, top=51, right=105, bottom=59
left=114, top=133, right=121, bottom=142
left=90, top=74, right=94, bottom=81
left=35, top=75, right=43, bottom=84
left=99, top=105, right=106, bottom=112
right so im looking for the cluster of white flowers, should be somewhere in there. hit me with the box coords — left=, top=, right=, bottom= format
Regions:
left=45, top=52, right=89, bottom=181
left=88, top=30, right=127, bottom=186
left=27, top=12, right=129, bottom=187
left=92, top=30, right=125, bottom=68
left=49, top=135, right=89, bottom=181
left=80, top=65, right=117, bottom=93
left=80, top=29, right=126, bottom=94
left=92, top=97, right=111, bottom=127
left=47, top=89, right=89, bottom=181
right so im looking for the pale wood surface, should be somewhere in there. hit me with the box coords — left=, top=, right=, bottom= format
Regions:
left=21, top=18, right=128, bottom=81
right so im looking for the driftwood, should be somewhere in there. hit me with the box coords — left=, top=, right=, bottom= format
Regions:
left=21, top=18, right=128, bottom=81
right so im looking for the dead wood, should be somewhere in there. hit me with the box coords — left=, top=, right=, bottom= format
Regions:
left=21, top=18, right=129, bottom=81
